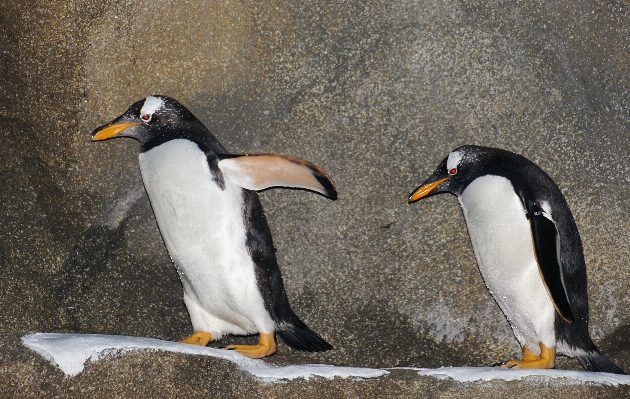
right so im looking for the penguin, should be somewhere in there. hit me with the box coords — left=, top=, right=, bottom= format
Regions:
left=92, top=95, right=335, bottom=358
left=408, top=145, right=625, bottom=374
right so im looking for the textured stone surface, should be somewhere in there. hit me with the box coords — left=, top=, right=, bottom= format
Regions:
left=4, top=331, right=630, bottom=398
left=1, top=0, right=629, bottom=396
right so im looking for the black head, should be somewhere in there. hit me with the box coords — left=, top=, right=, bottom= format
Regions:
left=408, top=145, right=522, bottom=201
left=92, top=95, right=226, bottom=153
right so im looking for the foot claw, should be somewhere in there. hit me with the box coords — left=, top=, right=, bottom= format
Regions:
left=223, top=332, right=277, bottom=358
left=497, top=342, right=556, bottom=370
left=180, top=331, right=213, bottom=346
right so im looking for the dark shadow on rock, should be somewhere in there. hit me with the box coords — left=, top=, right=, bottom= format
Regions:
left=48, top=226, right=191, bottom=339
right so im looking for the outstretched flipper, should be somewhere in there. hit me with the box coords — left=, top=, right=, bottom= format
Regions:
left=527, top=202, right=575, bottom=323
left=218, top=154, right=337, bottom=198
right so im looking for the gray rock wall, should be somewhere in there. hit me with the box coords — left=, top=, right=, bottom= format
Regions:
left=1, top=0, right=629, bottom=396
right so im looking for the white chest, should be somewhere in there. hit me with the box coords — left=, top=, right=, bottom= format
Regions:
left=138, top=139, right=247, bottom=269
left=137, top=139, right=273, bottom=335
left=459, top=175, right=556, bottom=348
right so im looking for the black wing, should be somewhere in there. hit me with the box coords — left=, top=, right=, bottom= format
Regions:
left=527, top=202, right=575, bottom=323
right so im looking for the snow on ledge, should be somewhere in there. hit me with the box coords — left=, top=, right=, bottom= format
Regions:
left=21, top=333, right=388, bottom=382
left=412, top=366, right=630, bottom=386
left=22, top=333, right=630, bottom=386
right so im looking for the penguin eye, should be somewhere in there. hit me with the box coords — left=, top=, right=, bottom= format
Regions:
left=448, top=168, right=457, bottom=176
left=141, top=114, right=151, bottom=122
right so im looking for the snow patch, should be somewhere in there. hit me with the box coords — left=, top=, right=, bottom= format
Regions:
left=413, top=367, right=630, bottom=386
left=22, top=333, right=630, bottom=386
left=21, top=333, right=388, bottom=382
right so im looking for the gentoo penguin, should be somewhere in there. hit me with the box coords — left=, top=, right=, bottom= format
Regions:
left=408, top=145, right=625, bottom=373
left=92, top=95, right=335, bottom=358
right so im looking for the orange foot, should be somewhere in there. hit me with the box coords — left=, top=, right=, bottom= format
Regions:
left=499, top=342, right=556, bottom=369
left=226, top=332, right=277, bottom=359
left=180, top=331, right=213, bottom=346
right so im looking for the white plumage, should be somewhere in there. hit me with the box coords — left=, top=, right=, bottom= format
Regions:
left=138, top=139, right=275, bottom=339
left=459, top=175, right=556, bottom=354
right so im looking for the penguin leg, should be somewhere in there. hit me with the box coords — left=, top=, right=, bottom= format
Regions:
left=225, top=332, right=277, bottom=358
left=180, top=331, right=213, bottom=346
left=501, top=342, right=556, bottom=369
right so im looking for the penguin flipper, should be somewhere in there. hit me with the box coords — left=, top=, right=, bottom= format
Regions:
left=528, top=204, right=575, bottom=323
left=276, top=319, right=333, bottom=352
left=217, top=154, right=337, bottom=198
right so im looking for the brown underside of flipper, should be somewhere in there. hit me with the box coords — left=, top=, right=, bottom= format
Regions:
left=225, top=332, right=277, bottom=359
left=217, top=154, right=336, bottom=198
left=180, top=331, right=213, bottom=346
left=499, top=342, right=556, bottom=369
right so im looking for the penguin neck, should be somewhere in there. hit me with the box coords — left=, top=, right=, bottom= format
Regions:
left=140, top=125, right=228, bottom=156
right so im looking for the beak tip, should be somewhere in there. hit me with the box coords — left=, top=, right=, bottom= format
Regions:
left=90, top=121, right=138, bottom=142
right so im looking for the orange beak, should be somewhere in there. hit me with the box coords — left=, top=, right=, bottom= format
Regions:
left=92, top=122, right=139, bottom=141
left=408, top=177, right=449, bottom=203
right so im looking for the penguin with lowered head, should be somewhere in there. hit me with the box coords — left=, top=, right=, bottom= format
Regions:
left=409, top=145, right=625, bottom=373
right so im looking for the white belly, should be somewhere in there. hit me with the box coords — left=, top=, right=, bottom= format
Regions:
left=138, top=139, right=275, bottom=338
left=459, top=175, right=556, bottom=352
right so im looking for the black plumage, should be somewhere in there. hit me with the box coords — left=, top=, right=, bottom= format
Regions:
left=410, top=145, right=624, bottom=374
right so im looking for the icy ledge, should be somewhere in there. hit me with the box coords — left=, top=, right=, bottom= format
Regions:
left=22, top=333, right=630, bottom=385
left=21, top=333, right=388, bottom=382
left=413, top=366, right=630, bottom=386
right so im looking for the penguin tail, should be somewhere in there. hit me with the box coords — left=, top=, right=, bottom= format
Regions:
left=276, top=320, right=333, bottom=352
left=576, top=350, right=626, bottom=374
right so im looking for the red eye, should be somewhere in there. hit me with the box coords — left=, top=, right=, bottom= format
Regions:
left=449, top=168, right=457, bottom=175
left=142, top=114, right=150, bottom=120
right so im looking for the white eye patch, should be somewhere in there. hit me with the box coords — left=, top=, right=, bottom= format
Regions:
left=447, top=149, right=464, bottom=171
left=140, top=96, right=165, bottom=120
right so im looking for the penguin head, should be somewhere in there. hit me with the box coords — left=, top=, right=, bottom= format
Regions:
left=408, top=145, right=495, bottom=202
left=91, top=95, right=205, bottom=147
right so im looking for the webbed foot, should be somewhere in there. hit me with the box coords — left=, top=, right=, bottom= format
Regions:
left=498, top=342, right=556, bottom=369
left=225, top=332, right=277, bottom=358
left=180, top=331, right=213, bottom=346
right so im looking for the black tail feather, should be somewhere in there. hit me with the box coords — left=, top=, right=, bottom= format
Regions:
left=577, top=351, right=626, bottom=374
left=276, top=321, right=333, bottom=352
